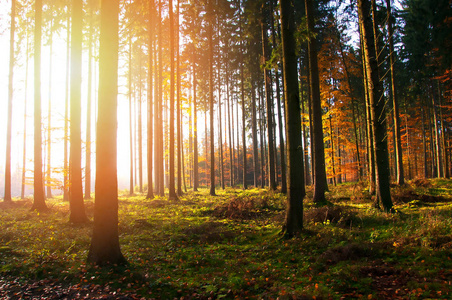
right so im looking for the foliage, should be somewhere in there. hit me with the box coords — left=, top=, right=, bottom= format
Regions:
left=1, top=180, right=452, bottom=299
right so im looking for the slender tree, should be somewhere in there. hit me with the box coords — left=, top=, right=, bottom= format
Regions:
left=85, top=2, right=95, bottom=200
left=87, top=0, right=126, bottom=265
left=69, top=0, right=88, bottom=223
left=208, top=0, right=216, bottom=196
left=32, top=0, right=47, bottom=211
left=358, top=0, right=393, bottom=212
left=146, top=0, right=154, bottom=199
left=261, top=3, right=277, bottom=191
left=168, top=0, right=178, bottom=201
left=280, top=0, right=305, bottom=236
left=306, top=0, right=327, bottom=204
left=4, top=0, right=15, bottom=202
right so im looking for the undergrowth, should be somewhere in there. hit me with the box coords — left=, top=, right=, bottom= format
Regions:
left=0, top=180, right=451, bottom=299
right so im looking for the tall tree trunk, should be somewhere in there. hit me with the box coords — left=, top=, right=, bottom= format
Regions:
left=64, top=8, right=70, bottom=202
left=32, top=0, right=47, bottom=211
left=21, top=30, right=29, bottom=200
left=138, top=56, right=143, bottom=193
left=87, top=0, right=126, bottom=265
left=128, top=29, right=134, bottom=195
left=281, top=0, right=305, bottom=236
left=156, top=0, right=165, bottom=196
left=259, top=87, right=266, bottom=188
left=46, top=20, right=53, bottom=199
left=4, top=0, right=15, bottom=202
left=261, top=5, right=276, bottom=191
left=146, top=5, right=154, bottom=199
left=251, top=82, right=259, bottom=187
left=168, top=0, right=178, bottom=201
left=176, top=0, right=183, bottom=196
left=306, top=0, right=327, bottom=204
left=85, top=6, right=94, bottom=200
left=69, top=0, right=88, bottom=223
left=358, top=0, right=393, bottom=212
left=270, top=0, right=287, bottom=193
left=227, top=69, right=234, bottom=186
left=192, top=51, right=199, bottom=191
left=208, top=0, right=216, bottom=196
left=386, top=0, right=404, bottom=185
left=240, top=12, right=247, bottom=190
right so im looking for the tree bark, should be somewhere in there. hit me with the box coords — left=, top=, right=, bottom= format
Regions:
left=261, top=5, right=276, bottom=191
left=32, top=0, right=47, bottom=211
left=358, top=0, right=393, bottom=212
left=69, top=0, right=88, bottom=223
left=87, top=0, right=126, bottom=265
left=281, top=0, right=305, bottom=236
left=4, top=0, right=15, bottom=202
left=208, top=0, right=216, bottom=196
left=386, top=0, right=404, bottom=185
left=306, top=0, right=327, bottom=204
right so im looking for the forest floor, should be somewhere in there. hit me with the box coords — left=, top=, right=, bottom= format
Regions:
left=1, top=178, right=451, bottom=299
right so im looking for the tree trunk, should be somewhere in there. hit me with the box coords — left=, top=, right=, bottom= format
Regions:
left=46, top=19, right=53, bottom=199
left=208, top=0, right=216, bottom=196
left=128, top=29, right=134, bottom=195
left=240, top=15, right=247, bottom=190
left=270, top=0, right=287, bottom=193
left=21, top=30, right=29, bottom=200
left=146, top=4, right=154, bottom=199
left=193, top=51, right=199, bottom=191
left=69, top=0, right=88, bottom=223
left=4, top=0, right=15, bottom=202
left=85, top=6, right=94, bottom=200
left=32, top=0, right=47, bottom=211
left=261, top=5, right=276, bottom=191
left=168, top=0, right=178, bottom=201
left=358, top=0, right=393, bottom=212
left=64, top=9, right=70, bottom=202
left=176, top=0, right=183, bottom=196
left=251, top=82, right=259, bottom=187
left=281, top=0, right=305, bottom=236
left=306, top=0, right=327, bottom=204
left=87, top=0, right=126, bottom=265
left=386, top=0, right=404, bottom=185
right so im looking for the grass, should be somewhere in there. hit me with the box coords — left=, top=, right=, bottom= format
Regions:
left=1, top=179, right=452, bottom=299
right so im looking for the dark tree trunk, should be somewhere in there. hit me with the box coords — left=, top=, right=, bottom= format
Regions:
left=87, top=0, right=126, bottom=265
left=281, top=0, right=305, bottom=236
left=208, top=0, right=216, bottom=196
left=386, top=0, right=404, bottom=185
left=358, top=0, right=393, bottom=212
left=306, top=0, right=327, bottom=204
left=261, top=5, right=276, bottom=191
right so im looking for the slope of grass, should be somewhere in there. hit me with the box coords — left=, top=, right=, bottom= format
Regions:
left=1, top=180, right=451, bottom=299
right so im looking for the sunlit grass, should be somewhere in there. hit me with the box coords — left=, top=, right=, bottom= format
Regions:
left=1, top=180, right=451, bottom=298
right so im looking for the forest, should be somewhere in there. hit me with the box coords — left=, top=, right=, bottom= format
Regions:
left=1, top=0, right=451, bottom=298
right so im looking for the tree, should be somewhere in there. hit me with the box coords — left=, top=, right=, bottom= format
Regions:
left=358, top=0, right=393, bottom=212
left=261, top=3, right=276, bottom=191
left=386, top=0, right=404, bottom=185
left=32, top=0, right=47, bottom=211
left=305, top=0, right=328, bottom=204
left=69, top=0, right=88, bottom=224
left=280, top=0, right=305, bottom=236
left=208, top=0, right=216, bottom=196
left=4, top=0, right=15, bottom=202
left=168, top=0, right=178, bottom=201
left=87, top=0, right=126, bottom=265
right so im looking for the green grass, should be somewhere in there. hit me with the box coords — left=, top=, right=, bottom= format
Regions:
left=1, top=180, right=452, bottom=299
